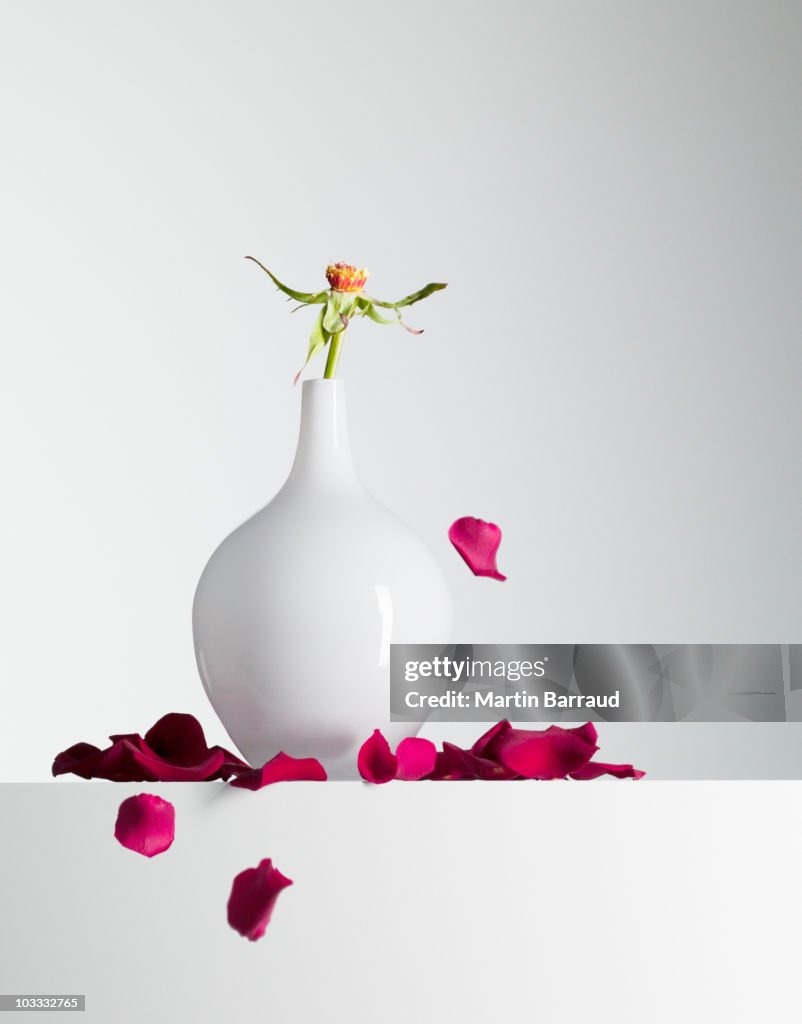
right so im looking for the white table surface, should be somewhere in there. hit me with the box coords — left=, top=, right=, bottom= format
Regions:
left=0, top=780, right=798, bottom=1022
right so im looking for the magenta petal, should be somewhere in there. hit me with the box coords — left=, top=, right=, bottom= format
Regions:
left=570, top=761, right=646, bottom=781
left=357, top=730, right=398, bottom=784
left=227, top=858, right=293, bottom=941
left=567, top=722, right=599, bottom=747
left=493, top=724, right=599, bottom=780
left=395, top=738, right=437, bottom=781
left=230, top=752, right=327, bottom=790
left=448, top=517, right=507, bottom=581
left=114, top=794, right=175, bottom=857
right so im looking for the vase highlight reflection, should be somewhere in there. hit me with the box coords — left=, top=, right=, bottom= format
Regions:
left=193, top=380, right=452, bottom=779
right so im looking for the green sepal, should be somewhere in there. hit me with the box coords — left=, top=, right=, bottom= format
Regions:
left=356, top=297, right=397, bottom=325
left=323, top=291, right=357, bottom=333
left=294, top=305, right=330, bottom=385
left=356, top=297, right=423, bottom=334
left=245, top=256, right=329, bottom=304
left=365, top=282, right=447, bottom=310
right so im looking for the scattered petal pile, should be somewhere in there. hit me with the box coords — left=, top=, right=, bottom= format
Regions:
left=114, top=793, right=175, bottom=858
left=449, top=517, right=507, bottom=581
left=358, top=721, right=644, bottom=782
left=227, top=859, right=294, bottom=942
left=53, top=713, right=249, bottom=782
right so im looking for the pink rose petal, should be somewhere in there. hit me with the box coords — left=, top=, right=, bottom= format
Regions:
left=114, top=793, right=175, bottom=857
left=227, top=858, right=293, bottom=941
left=395, top=737, right=437, bottom=781
left=448, top=517, right=506, bottom=581
left=357, top=729, right=398, bottom=784
left=230, top=752, right=327, bottom=790
left=570, top=761, right=646, bottom=781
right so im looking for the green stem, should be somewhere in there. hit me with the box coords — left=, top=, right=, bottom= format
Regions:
left=323, top=329, right=345, bottom=379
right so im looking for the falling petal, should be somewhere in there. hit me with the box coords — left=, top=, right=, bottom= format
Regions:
left=114, top=794, right=175, bottom=858
left=448, top=517, right=507, bottom=581
left=227, top=859, right=293, bottom=942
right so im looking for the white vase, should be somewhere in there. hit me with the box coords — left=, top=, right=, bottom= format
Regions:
left=192, top=379, right=452, bottom=779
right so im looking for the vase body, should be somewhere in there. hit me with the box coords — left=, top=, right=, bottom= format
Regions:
left=192, top=380, right=452, bottom=779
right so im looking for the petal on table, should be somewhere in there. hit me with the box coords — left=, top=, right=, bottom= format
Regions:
left=230, top=752, right=327, bottom=790
left=395, top=737, right=437, bottom=781
left=570, top=761, right=645, bottom=781
left=357, top=729, right=398, bottom=783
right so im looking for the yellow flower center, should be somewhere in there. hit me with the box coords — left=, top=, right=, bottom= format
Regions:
left=326, top=262, right=369, bottom=293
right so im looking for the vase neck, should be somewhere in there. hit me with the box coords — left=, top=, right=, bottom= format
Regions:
left=286, top=379, right=357, bottom=486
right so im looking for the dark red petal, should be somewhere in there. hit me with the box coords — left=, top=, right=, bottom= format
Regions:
left=395, top=738, right=437, bottom=781
left=52, top=743, right=102, bottom=777
left=357, top=729, right=397, bottom=784
left=144, top=713, right=212, bottom=766
left=448, top=517, right=507, bottom=581
left=52, top=739, right=150, bottom=781
left=493, top=724, right=598, bottom=780
left=230, top=752, right=327, bottom=790
left=570, top=761, right=646, bottom=781
left=227, top=859, right=293, bottom=941
left=114, top=794, right=175, bottom=857
left=143, top=714, right=250, bottom=779
left=124, top=740, right=227, bottom=782
left=215, top=755, right=252, bottom=780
